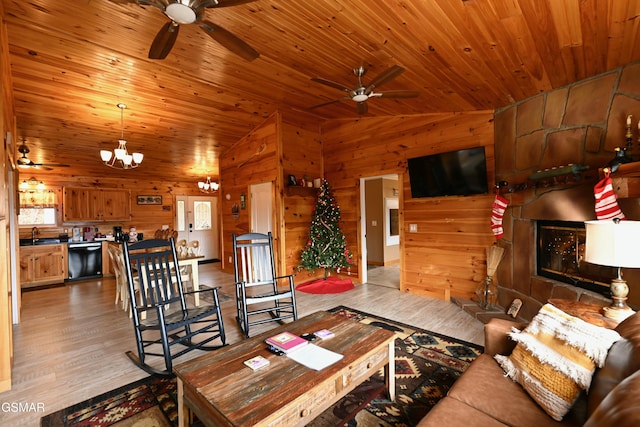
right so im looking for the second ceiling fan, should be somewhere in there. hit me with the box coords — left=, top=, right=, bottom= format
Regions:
left=309, top=65, right=420, bottom=115
left=118, top=0, right=259, bottom=61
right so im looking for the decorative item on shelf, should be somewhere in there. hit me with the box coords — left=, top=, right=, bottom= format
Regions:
left=626, top=114, right=636, bottom=161
left=99, top=103, right=143, bottom=170
left=197, top=176, right=218, bottom=193
left=497, top=163, right=594, bottom=194
left=584, top=219, right=640, bottom=321
left=606, top=147, right=633, bottom=173
left=475, top=244, right=505, bottom=309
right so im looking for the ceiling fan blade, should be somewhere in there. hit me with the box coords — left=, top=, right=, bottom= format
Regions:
left=149, top=22, right=180, bottom=60
left=208, top=0, right=257, bottom=7
left=310, top=77, right=353, bottom=93
left=307, top=98, right=349, bottom=110
left=356, top=102, right=368, bottom=115
left=377, top=90, right=420, bottom=99
left=199, top=20, right=259, bottom=61
left=365, top=65, right=405, bottom=94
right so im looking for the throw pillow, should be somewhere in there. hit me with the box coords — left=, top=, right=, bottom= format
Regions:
left=495, top=303, right=621, bottom=421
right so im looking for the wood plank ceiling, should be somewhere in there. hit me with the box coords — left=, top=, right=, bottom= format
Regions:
left=4, top=0, right=640, bottom=182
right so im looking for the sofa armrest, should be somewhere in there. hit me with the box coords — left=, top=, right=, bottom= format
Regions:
left=483, top=318, right=527, bottom=356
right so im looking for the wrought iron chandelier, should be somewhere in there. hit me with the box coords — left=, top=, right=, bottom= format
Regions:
left=198, top=176, right=219, bottom=193
left=100, top=103, right=143, bottom=169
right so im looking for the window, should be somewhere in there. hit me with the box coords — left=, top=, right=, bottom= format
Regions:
left=18, top=189, right=58, bottom=226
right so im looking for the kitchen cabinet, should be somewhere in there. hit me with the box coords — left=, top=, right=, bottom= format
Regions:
left=63, top=187, right=131, bottom=222
left=19, top=244, right=66, bottom=288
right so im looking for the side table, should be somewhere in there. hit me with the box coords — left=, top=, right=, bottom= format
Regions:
left=548, top=298, right=620, bottom=329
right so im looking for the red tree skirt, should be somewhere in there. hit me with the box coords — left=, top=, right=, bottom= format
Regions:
left=296, top=276, right=355, bottom=294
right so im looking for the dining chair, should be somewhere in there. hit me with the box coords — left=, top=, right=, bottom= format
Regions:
left=232, top=232, right=297, bottom=337
left=122, top=237, right=226, bottom=376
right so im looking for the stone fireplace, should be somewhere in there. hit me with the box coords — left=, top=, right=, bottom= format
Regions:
left=491, top=61, right=640, bottom=321
left=493, top=179, right=640, bottom=321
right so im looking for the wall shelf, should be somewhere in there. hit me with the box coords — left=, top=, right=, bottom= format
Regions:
left=285, top=185, right=317, bottom=197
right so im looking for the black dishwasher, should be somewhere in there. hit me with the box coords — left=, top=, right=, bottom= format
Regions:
left=67, top=242, right=103, bottom=281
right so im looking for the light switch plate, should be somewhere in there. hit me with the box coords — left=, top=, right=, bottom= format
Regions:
left=409, top=224, right=418, bottom=232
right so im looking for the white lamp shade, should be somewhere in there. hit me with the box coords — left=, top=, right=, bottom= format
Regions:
left=122, top=154, right=133, bottom=165
left=584, top=220, right=640, bottom=268
left=132, top=152, right=143, bottom=163
left=100, top=150, right=113, bottom=162
left=114, top=148, right=126, bottom=160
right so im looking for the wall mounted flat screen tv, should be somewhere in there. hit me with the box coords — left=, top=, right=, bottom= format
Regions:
left=408, top=146, right=489, bottom=198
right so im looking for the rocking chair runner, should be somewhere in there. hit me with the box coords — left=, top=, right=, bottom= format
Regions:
left=233, top=232, right=298, bottom=337
left=122, top=237, right=226, bottom=376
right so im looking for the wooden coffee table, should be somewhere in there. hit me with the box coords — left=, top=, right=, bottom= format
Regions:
left=174, top=310, right=396, bottom=427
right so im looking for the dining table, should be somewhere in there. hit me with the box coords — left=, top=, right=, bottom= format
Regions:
left=177, top=254, right=205, bottom=305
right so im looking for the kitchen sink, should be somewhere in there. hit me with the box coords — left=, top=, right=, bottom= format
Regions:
left=19, top=237, right=62, bottom=246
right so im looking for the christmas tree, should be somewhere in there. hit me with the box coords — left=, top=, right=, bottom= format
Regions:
left=298, top=179, right=352, bottom=279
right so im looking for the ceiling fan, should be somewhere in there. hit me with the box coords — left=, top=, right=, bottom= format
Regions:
left=17, top=142, right=70, bottom=170
left=116, top=0, right=259, bottom=61
left=308, top=65, right=420, bottom=115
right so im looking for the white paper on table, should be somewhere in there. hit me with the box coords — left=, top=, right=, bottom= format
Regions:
left=286, top=343, right=343, bottom=370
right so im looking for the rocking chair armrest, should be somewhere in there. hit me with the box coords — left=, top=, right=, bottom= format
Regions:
left=274, top=274, right=295, bottom=282
left=183, top=285, right=221, bottom=297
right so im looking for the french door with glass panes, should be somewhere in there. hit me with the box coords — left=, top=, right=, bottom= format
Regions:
left=175, top=195, right=219, bottom=261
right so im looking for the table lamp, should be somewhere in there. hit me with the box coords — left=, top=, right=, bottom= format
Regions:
left=584, top=219, right=640, bottom=321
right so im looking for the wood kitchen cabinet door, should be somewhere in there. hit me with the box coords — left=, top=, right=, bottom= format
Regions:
left=99, top=189, right=131, bottom=221
left=63, top=188, right=131, bottom=222
left=63, top=187, right=91, bottom=221
left=20, top=245, right=66, bottom=287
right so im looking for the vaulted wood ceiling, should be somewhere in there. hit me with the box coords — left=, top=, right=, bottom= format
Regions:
left=4, top=0, right=640, bottom=182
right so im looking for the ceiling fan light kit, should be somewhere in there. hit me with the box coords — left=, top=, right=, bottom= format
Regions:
left=100, top=103, right=144, bottom=170
left=17, top=140, right=70, bottom=170
left=309, top=64, right=419, bottom=114
left=137, top=0, right=260, bottom=61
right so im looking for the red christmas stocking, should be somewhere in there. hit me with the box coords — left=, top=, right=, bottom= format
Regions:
left=594, top=171, right=625, bottom=220
left=491, top=194, right=509, bottom=239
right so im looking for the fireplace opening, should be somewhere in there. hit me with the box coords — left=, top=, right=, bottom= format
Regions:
left=537, top=220, right=616, bottom=297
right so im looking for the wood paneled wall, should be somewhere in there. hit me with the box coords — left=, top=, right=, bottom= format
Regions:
left=321, top=112, right=496, bottom=300
left=0, top=0, right=15, bottom=392
left=220, top=113, right=280, bottom=272
left=16, top=176, right=208, bottom=242
left=219, top=110, right=323, bottom=282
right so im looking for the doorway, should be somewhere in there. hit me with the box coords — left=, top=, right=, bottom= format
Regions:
left=175, top=195, right=219, bottom=261
left=360, top=174, right=401, bottom=289
left=250, top=181, right=272, bottom=234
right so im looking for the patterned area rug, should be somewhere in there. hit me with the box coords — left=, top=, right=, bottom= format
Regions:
left=40, top=306, right=483, bottom=427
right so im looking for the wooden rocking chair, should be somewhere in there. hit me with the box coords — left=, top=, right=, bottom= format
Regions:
left=233, top=232, right=298, bottom=337
left=122, top=237, right=226, bottom=376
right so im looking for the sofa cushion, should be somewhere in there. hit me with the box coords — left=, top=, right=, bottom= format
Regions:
left=587, top=338, right=635, bottom=416
left=613, top=310, right=640, bottom=372
left=416, top=396, right=508, bottom=427
left=448, top=354, right=576, bottom=426
left=584, top=369, right=640, bottom=427
left=494, top=303, right=620, bottom=421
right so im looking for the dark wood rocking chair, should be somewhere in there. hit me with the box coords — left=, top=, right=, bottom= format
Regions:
left=233, top=232, right=298, bottom=337
left=122, top=237, right=226, bottom=376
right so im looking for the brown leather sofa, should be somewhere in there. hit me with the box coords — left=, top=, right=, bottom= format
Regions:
left=417, top=311, right=640, bottom=426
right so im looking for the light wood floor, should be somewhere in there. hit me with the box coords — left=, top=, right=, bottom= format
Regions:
left=0, top=263, right=483, bottom=427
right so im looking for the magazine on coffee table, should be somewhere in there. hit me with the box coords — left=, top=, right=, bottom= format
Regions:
left=286, top=343, right=343, bottom=370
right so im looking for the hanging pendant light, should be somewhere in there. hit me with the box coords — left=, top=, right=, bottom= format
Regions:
left=198, top=176, right=219, bottom=193
left=99, top=103, right=143, bottom=169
